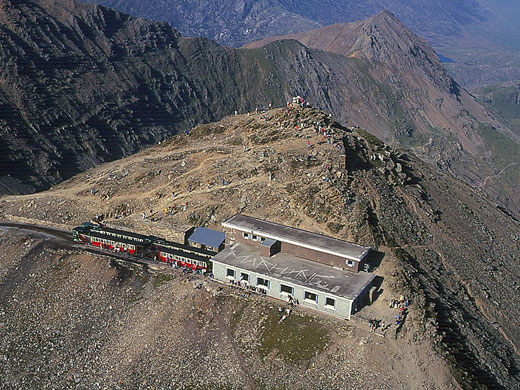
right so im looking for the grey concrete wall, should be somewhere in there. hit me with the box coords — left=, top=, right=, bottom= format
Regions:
left=211, top=260, right=353, bottom=320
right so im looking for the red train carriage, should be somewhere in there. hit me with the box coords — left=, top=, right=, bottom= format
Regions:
left=83, top=230, right=142, bottom=254
left=72, top=222, right=215, bottom=272
left=153, top=239, right=216, bottom=259
left=156, top=246, right=210, bottom=272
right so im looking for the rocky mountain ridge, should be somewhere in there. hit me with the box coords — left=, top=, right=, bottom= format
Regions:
left=88, top=0, right=520, bottom=89
left=87, top=0, right=486, bottom=48
left=1, top=107, right=519, bottom=388
left=0, top=0, right=518, bottom=219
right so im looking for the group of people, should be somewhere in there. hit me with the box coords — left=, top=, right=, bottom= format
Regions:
left=368, top=318, right=386, bottom=332
left=228, top=279, right=267, bottom=297
left=389, top=295, right=409, bottom=310
left=391, top=295, right=409, bottom=331
left=91, top=188, right=112, bottom=202
left=164, top=205, right=176, bottom=216
left=255, top=104, right=272, bottom=114
left=367, top=295, right=410, bottom=335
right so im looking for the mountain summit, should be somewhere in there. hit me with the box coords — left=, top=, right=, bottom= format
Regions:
left=245, top=12, right=520, bottom=216
left=2, top=107, right=519, bottom=388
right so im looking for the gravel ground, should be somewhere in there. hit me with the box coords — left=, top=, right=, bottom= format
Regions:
left=0, top=228, right=456, bottom=389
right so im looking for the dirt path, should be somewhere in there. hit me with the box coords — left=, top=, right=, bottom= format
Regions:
left=479, top=162, right=519, bottom=189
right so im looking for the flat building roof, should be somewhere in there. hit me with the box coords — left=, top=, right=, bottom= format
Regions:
left=222, top=214, right=371, bottom=261
left=212, top=243, right=375, bottom=301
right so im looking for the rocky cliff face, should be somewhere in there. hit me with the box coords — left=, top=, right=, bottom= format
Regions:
left=0, top=0, right=288, bottom=193
left=88, top=0, right=485, bottom=48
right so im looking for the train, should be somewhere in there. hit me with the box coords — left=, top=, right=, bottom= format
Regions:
left=72, top=222, right=215, bottom=272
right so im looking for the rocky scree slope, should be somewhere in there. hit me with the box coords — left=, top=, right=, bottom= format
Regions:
left=2, top=107, right=520, bottom=389
left=0, top=227, right=457, bottom=389
left=1, top=0, right=519, bottom=219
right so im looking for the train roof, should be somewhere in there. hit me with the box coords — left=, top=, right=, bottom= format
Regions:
left=87, top=230, right=142, bottom=246
left=156, top=239, right=216, bottom=257
left=97, top=226, right=154, bottom=241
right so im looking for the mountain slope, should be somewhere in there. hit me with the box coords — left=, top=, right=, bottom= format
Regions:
left=474, top=80, right=520, bottom=137
left=87, top=0, right=485, bottom=48
left=88, top=0, right=520, bottom=88
left=2, top=107, right=519, bottom=388
left=244, top=12, right=520, bottom=217
left=1, top=0, right=519, bottom=218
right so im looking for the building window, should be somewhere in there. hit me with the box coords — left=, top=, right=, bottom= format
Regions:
left=241, top=273, right=249, bottom=282
left=257, top=277, right=270, bottom=288
left=260, top=237, right=265, bottom=243
left=242, top=232, right=249, bottom=239
left=226, top=268, right=235, bottom=279
left=252, top=235, right=257, bottom=240
left=304, top=291, right=318, bottom=303
left=280, top=284, right=294, bottom=295
left=346, top=260, right=354, bottom=267
left=325, top=297, right=336, bottom=308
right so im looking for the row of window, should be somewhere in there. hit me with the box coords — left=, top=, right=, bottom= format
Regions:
left=226, top=268, right=336, bottom=308
left=100, top=230, right=145, bottom=243
left=93, top=238, right=135, bottom=250
left=161, top=244, right=212, bottom=259
left=242, top=232, right=265, bottom=243
left=160, top=252, right=206, bottom=267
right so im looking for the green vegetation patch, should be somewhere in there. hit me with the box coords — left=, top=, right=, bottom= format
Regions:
left=152, top=273, right=174, bottom=289
left=258, top=309, right=330, bottom=364
left=476, top=124, right=520, bottom=168
left=355, top=128, right=384, bottom=148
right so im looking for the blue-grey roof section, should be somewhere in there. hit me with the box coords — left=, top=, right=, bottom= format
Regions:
left=260, top=238, right=277, bottom=247
left=188, top=227, right=225, bottom=248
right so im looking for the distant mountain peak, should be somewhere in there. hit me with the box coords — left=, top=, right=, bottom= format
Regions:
left=244, top=11, right=440, bottom=69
